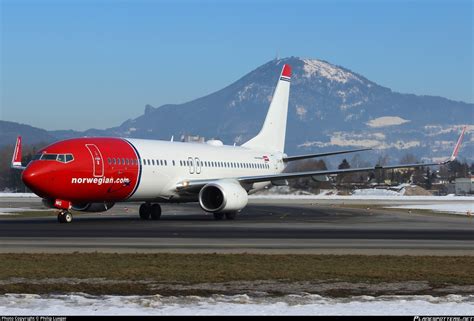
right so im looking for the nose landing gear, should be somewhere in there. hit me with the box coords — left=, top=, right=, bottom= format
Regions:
left=57, top=210, right=73, bottom=223
left=139, top=203, right=162, bottom=220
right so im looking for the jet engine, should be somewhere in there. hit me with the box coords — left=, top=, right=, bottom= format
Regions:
left=199, top=180, right=248, bottom=213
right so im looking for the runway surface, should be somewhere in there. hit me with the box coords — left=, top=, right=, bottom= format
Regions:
left=1, top=197, right=474, bottom=255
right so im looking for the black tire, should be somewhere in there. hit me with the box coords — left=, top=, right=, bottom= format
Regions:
left=64, top=212, right=73, bottom=223
left=225, top=212, right=237, bottom=220
left=150, top=204, right=162, bottom=220
left=57, top=213, right=65, bottom=223
left=139, top=203, right=151, bottom=220
left=213, top=212, right=224, bottom=220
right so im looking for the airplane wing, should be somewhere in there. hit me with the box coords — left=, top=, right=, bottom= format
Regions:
left=176, top=126, right=466, bottom=192
left=283, top=148, right=372, bottom=162
left=10, top=136, right=26, bottom=170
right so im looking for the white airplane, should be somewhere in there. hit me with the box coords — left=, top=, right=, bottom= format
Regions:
left=12, top=64, right=466, bottom=223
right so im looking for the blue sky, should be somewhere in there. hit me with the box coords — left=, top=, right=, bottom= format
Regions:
left=1, top=0, right=472, bottom=130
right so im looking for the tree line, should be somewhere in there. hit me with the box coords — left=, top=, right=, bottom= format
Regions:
left=286, top=153, right=473, bottom=194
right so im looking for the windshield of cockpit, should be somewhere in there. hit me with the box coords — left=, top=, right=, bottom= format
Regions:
left=31, top=153, right=74, bottom=163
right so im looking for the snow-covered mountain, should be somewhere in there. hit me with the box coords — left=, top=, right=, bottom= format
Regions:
left=3, top=57, right=473, bottom=163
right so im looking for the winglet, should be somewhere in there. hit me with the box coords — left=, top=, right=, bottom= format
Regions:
left=445, top=126, right=467, bottom=163
left=11, top=136, right=23, bottom=168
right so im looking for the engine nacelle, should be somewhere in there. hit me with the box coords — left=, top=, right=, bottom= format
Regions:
left=72, top=202, right=115, bottom=212
left=199, top=180, right=248, bottom=213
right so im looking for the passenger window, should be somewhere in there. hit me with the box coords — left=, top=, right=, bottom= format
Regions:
left=164, top=160, right=167, bottom=166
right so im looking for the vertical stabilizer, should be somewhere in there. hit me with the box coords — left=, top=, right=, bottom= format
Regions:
left=242, top=64, right=291, bottom=152
left=11, top=136, right=23, bottom=168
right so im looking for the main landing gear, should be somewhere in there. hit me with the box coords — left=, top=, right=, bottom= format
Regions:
left=57, top=210, right=73, bottom=223
left=139, top=203, right=162, bottom=220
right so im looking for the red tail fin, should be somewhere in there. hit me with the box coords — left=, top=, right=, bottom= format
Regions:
left=11, top=136, right=22, bottom=167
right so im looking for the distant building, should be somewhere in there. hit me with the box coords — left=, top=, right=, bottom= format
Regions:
left=181, top=135, right=205, bottom=143
left=455, top=177, right=474, bottom=195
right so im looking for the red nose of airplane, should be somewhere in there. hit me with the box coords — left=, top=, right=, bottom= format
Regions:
left=22, top=162, right=53, bottom=197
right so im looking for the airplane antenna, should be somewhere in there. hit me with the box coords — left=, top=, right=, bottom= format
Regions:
left=170, top=135, right=174, bottom=142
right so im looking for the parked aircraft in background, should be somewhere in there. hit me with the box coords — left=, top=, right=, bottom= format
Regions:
left=11, top=64, right=466, bottom=223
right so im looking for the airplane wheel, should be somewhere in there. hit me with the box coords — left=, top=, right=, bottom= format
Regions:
left=58, top=211, right=72, bottom=223
left=64, top=212, right=73, bottom=223
left=225, top=212, right=237, bottom=220
left=213, top=213, right=224, bottom=220
left=150, top=204, right=162, bottom=220
left=139, top=203, right=151, bottom=220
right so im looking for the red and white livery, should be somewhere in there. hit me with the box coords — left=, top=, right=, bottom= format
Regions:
left=11, top=64, right=466, bottom=223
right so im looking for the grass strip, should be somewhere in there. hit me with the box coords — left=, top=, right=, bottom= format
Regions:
left=1, top=253, right=473, bottom=284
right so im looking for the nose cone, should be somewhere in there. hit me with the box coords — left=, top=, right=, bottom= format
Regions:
left=22, top=163, right=53, bottom=197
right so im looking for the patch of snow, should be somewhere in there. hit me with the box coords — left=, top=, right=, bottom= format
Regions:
left=250, top=194, right=474, bottom=202
left=0, top=207, right=49, bottom=216
left=386, top=204, right=474, bottom=215
left=0, top=193, right=38, bottom=198
left=295, top=105, right=307, bottom=120
left=125, top=127, right=137, bottom=135
left=424, top=124, right=473, bottom=137
left=353, top=188, right=404, bottom=197
left=301, top=59, right=361, bottom=84
left=298, top=131, right=419, bottom=150
left=372, top=132, right=386, bottom=140
left=1, top=294, right=472, bottom=315
left=340, top=101, right=364, bottom=111
left=366, top=116, right=410, bottom=128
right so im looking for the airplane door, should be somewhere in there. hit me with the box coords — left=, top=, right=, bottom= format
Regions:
left=85, top=144, right=104, bottom=177
left=188, top=157, right=195, bottom=174
left=195, top=157, right=201, bottom=174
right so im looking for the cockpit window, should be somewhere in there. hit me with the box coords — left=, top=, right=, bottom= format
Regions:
left=33, top=153, right=74, bottom=163
left=41, top=154, right=58, bottom=160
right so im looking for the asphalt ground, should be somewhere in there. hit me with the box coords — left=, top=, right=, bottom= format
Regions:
left=1, top=197, right=473, bottom=255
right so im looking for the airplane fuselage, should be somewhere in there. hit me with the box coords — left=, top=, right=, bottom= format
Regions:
left=22, top=137, right=285, bottom=204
